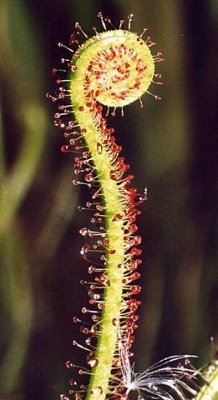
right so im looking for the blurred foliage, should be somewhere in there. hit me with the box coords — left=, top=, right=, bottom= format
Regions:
left=0, top=1, right=217, bottom=399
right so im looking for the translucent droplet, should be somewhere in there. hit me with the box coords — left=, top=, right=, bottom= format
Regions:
left=130, top=285, right=141, bottom=294
left=88, top=265, right=96, bottom=274
left=128, top=298, right=140, bottom=312
left=80, top=246, right=86, bottom=256
left=131, top=314, right=139, bottom=322
left=98, top=273, right=108, bottom=285
left=79, top=369, right=86, bottom=375
left=60, top=395, right=69, bottom=400
left=110, top=170, right=118, bottom=180
left=133, top=235, right=142, bottom=245
left=131, top=247, right=142, bottom=256
left=61, top=145, right=69, bottom=153
left=73, top=316, right=81, bottom=324
left=87, top=355, right=98, bottom=368
left=90, top=386, right=103, bottom=395
left=79, top=227, right=88, bottom=236
left=92, top=315, right=100, bottom=322
left=80, top=245, right=90, bottom=256
left=75, top=394, right=83, bottom=400
left=112, top=318, right=119, bottom=326
left=84, top=173, right=93, bottom=182
left=65, top=360, right=73, bottom=368
left=112, top=213, right=123, bottom=222
left=97, top=143, right=103, bottom=154
left=80, top=326, right=90, bottom=334
left=131, top=271, right=141, bottom=281
left=129, top=224, right=138, bottom=234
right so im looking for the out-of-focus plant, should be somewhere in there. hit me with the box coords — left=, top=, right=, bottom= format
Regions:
left=0, top=0, right=80, bottom=396
left=0, top=0, right=47, bottom=394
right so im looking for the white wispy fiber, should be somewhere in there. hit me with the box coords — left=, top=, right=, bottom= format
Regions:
left=119, top=342, right=199, bottom=399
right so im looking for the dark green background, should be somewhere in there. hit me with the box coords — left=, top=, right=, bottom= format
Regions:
left=0, top=1, right=218, bottom=399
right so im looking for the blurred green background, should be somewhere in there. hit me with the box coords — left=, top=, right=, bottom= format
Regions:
left=0, top=0, right=218, bottom=399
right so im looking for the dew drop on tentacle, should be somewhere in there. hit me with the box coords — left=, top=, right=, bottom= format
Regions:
left=69, top=378, right=78, bottom=386
left=90, top=386, right=103, bottom=396
left=97, top=11, right=107, bottom=31
left=74, top=394, right=83, bottom=400
left=96, top=142, right=103, bottom=154
left=79, top=227, right=88, bottom=236
left=60, top=395, right=69, bottom=400
left=65, top=360, right=74, bottom=368
left=130, top=247, right=142, bottom=256
left=130, top=285, right=141, bottom=294
left=87, top=354, right=99, bottom=368
left=61, top=145, right=69, bottom=153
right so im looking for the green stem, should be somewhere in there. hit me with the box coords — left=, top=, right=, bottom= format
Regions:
left=196, top=364, right=218, bottom=400
left=71, top=98, right=125, bottom=400
left=67, top=25, right=155, bottom=400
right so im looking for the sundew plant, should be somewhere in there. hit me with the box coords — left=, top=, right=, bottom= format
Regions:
left=0, top=2, right=218, bottom=400
left=49, top=11, right=218, bottom=400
